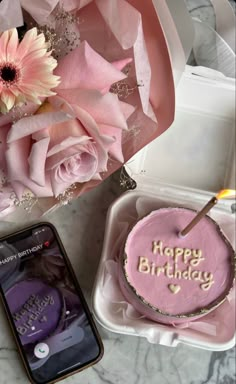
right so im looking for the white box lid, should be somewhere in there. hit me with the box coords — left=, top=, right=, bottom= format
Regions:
left=125, top=66, right=235, bottom=206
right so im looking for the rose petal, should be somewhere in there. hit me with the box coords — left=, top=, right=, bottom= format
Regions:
left=99, top=124, right=123, bottom=163
left=10, top=180, right=25, bottom=198
left=47, top=136, right=91, bottom=157
left=57, top=89, right=128, bottom=130
left=46, top=118, right=86, bottom=148
left=7, top=111, right=73, bottom=143
left=46, top=138, right=92, bottom=170
left=49, top=176, right=73, bottom=197
left=6, top=137, right=53, bottom=198
left=73, top=105, right=113, bottom=145
left=75, top=151, right=98, bottom=180
left=48, top=95, right=75, bottom=116
left=28, top=137, right=50, bottom=186
left=0, top=102, right=42, bottom=128
left=50, top=149, right=98, bottom=196
left=72, top=105, right=111, bottom=171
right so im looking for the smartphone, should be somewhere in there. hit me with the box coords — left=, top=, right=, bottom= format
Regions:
left=0, top=222, right=103, bottom=384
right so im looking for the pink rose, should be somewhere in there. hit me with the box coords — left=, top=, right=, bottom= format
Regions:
left=5, top=42, right=134, bottom=198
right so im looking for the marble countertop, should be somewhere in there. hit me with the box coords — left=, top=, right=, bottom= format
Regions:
left=0, top=1, right=235, bottom=384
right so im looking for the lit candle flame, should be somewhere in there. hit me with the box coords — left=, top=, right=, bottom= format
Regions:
left=216, top=189, right=236, bottom=200
left=179, top=189, right=236, bottom=238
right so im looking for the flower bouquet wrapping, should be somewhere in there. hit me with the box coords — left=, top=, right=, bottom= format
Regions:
left=0, top=0, right=175, bottom=221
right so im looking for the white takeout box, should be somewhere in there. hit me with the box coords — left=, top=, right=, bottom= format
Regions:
left=92, top=66, right=236, bottom=351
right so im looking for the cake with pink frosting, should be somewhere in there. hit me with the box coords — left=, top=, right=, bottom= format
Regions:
left=119, top=208, right=235, bottom=325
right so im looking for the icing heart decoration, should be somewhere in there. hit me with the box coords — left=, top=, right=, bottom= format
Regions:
left=44, top=241, right=50, bottom=247
left=168, top=284, right=181, bottom=294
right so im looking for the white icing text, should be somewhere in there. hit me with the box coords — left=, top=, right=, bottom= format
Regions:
left=137, top=240, right=214, bottom=291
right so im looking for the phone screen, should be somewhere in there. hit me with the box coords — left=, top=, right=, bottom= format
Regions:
left=0, top=223, right=103, bottom=384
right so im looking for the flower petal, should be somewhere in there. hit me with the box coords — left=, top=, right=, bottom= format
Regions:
left=28, top=137, right=50, bottom=186
left=7, top=111, right=73, bottom=143
left=57, top=89, right=129, bottom=130
left=46, top=137, right=92, bottom=171
left=15, top=27, right=38, bottom=59
left=1, top=90, right=15, bottom=111
left=50, top=149, right=98, bottom=196
left=46, top=118, right=86, bottom=147
left=6, top=137, right=53, bottom=198
left=0, top=29, right=9, bottom=61
left=99, top=124, right=123, bottom=163
left=0, top=102, right=40, bottom=128
left=6, top=28, right=19, bottom=61
left=72, top=106, right=110, bottom=172
left=73, top=104, right=114, bottom=147
left=47, top=136, right=91, bottom=157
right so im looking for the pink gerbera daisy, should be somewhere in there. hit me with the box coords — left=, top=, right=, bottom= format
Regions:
left=0, top=28, right=60, bottom=114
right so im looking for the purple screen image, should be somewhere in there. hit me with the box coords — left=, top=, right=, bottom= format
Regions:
left=6, top=280, right=63, bottom=345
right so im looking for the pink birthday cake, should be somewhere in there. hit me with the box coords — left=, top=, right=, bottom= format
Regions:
left=118, top=208, right=235, bottom=324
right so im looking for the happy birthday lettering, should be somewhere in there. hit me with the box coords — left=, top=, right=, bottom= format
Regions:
left=137, top=240, right=214, bottom=291
left=13, top=294, right=55, bottom=336
left=0, top=244, right=43, bottom=266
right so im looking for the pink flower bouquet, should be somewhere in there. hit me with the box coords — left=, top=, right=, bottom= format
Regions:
left=0, top=0, right=175, bottom=220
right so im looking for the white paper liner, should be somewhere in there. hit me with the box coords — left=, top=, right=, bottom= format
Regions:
left=100, top=194, right=236, bottom=342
